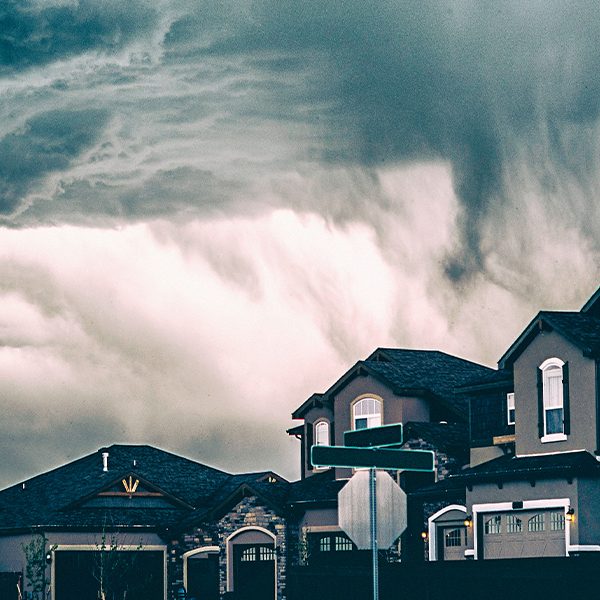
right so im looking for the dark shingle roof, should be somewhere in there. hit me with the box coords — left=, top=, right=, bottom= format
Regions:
left=403, top=422, right=468, bottom=454
left=363, top=349, right=494, bottom=416
left=454, top=451, right=600, bottom=483
left=292, top=349, right=493, bottom=420
left=457, top=367, right=513, bottom=391
left=0, top=445, right=233, bottom=532
left=499, top=311, right=600, bottom=368
left=287, top=470, right=346, bottom=505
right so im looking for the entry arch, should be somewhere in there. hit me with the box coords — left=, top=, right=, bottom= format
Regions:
left=183, top=546, right=220, bottom=600
left=226, top=526, right=276, bottom=600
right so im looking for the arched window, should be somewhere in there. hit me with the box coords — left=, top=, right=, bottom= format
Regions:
left=352, top=397, right=382, bottom=430
left=314, top=420, right=330, bottom=446
left=538, top=358, right=568, bottom=440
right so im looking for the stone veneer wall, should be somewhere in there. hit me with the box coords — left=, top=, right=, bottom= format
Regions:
left=172, top=495, right=288, bottom=600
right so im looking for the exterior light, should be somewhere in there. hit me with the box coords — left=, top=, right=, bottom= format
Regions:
left=464, top=515, right=473, bottom=527
left=421, top=531, right=428, bottom=540
left=566, top=508, right=575, bottom=522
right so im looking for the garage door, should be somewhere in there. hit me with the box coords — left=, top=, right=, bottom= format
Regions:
left=480, top=509, right=566, bottom=559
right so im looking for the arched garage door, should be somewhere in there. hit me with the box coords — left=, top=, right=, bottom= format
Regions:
left=479, top=509, right=566, bottom=559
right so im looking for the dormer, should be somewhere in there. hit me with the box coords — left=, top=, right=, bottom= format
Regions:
left=289, top=348, right=493, bottom=479
left=498, top=302, right=600, bottom=457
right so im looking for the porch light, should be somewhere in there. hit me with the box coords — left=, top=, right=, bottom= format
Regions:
left=463, top=515, right=473, bottom=527
left=566, top=508, right=575, bottom=522
left=421, top=531, right=428, bottom=540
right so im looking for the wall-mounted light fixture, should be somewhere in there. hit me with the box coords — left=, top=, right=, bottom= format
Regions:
left=463, top=515, right=473, bottom=528
left=566, top=507, right=575, bottom=522
left=421, top=531, right=428, bottom=540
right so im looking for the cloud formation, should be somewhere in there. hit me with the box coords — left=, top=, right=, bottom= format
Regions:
left=1, top=1, right=600, bottom=486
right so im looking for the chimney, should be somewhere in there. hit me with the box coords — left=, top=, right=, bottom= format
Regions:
left=102, top=451, right=109, bottom=472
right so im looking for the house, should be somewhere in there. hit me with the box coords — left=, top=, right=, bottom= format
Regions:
left=0, top=444, right=291, bottom=600
left=427, top=285, right=600, bottom=561
left=287, top=348, right=494, bottom=564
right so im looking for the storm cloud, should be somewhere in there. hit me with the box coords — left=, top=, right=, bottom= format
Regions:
left=1, top=1, right=600, bottom=486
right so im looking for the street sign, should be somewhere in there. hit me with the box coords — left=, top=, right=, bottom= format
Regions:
left=344, top=423, right=403, bottom=448
left=311, top=444, right=434, bottom=471
left=310, top=424, right=435, bottom=600
left=338, top=470, right=407, bottom=550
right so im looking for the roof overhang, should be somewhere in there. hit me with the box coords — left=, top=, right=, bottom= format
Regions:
left=498, top=312, right=599, bottom=369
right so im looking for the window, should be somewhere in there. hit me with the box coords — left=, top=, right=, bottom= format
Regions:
left=319, top=537, right=331, bottom=552
left=550, top=511, right=565, bottom=531
left=314, top=420, right=330, bottom=446
left=352, top=397, right=382, bottom=430
left=507, top=392, right=515, bottom=425
left=444, top=529, right=464, bottom=547
left=484, top=515, right=501, bottom=535
left=334, top=536, right=353, bottom=552
left=240, top=548, right=255, bottom=562
left=259, top=547, right=275, bottom=561
left=506, top=514, right=522, bottom=533
left=538, top=358, right=570, bottom=441
left=528, top=514, right=545, bottom=532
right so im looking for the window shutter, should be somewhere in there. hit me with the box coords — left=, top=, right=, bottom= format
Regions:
left=537, top=367, right=544, bottom=438
left=330, top=421, right=335, bottom=446
left=563, top=361, right=570, bottom=435
left=306, top=423, right=313, bottom=471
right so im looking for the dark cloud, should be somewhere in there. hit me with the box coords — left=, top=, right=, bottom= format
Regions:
left=3, top=1, right=600, bottom=276
left=171, top=1, right=600, bottom=278
left=0, top=0, right=159, bottom=72
left=15, top=166, right=241, bottom=226
left=0, top=109, right=109, bottom=216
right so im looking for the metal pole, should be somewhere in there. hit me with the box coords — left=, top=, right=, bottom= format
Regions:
left=370, top=467, right=379, bottom=600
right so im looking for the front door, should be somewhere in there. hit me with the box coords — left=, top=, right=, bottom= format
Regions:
left=233, top=543, right=275, bottom=600
left=187, top=553, right=219, bottom=600
left=439, top=526, right=467, bottom=561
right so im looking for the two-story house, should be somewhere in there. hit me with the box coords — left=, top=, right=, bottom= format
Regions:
left=287, top=348, right=494, bottom=564
left=427, top=286, right=600, bottom=561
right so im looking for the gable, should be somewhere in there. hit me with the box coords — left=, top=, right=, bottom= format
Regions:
left=68, top=473, right=194, bottom=510
left=499, top=312, right=600, bottom=368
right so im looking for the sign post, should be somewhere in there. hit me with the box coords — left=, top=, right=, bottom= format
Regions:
left=311, top=424, right=434, bottom=600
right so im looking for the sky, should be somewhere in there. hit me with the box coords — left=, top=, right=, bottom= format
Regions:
left=1, top=0, right=600, bottom=488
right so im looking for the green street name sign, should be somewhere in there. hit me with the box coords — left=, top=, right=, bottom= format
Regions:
left=311, top=445, right=434, bottom=471
left=344, top=423, right=403, bottom=448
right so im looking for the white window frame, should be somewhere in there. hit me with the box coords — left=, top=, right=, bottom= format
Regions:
left=314, top=420, right=330, bottom=446
left=351, top=396, right=382, bottom=430
left=506, top=392, right=515, bottom=425
left=540, top=358, right=567, bottom=443
left=472, top=499, right=570, bottom=559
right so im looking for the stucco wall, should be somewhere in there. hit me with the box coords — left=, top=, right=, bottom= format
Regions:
left=574, top=476, right=600, bottom=546
left=466, top=477, right=579, bottom=549
left=513, top=331, right=597, bottom=456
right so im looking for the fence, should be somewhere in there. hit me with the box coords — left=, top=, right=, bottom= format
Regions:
left=287, top=555, right=600, bottom=600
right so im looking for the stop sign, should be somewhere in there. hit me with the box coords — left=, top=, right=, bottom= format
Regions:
left=338, top=470, right=407, bottom=550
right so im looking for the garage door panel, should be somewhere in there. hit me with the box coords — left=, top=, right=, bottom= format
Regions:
left=481, top=509, right=565, bottom=559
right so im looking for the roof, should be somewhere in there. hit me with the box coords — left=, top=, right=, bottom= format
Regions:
left=581, top=285, right=600, bottom=317
left=292, top=348, right=494, bottom=419
left=0, top=445, right=286, bottom=533
left=499, top=311, right=600, bottom=368
left=456, top=367, right=513, bottom=392
left=453, top=451, right=600, bottom=484
left=287, top=469, right=347, bottom=506
left=403, top=422, right=468, bottom=454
